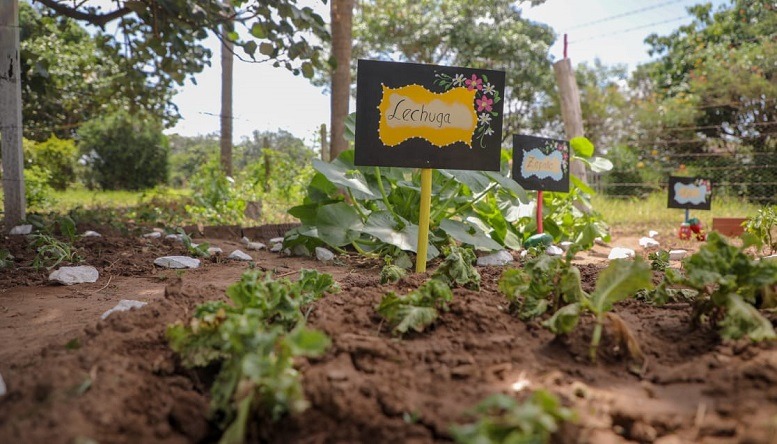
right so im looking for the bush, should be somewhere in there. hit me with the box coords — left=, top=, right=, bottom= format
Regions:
left=24, top=165, right=56, bottom=211
left=23, top=135, right=78, bottom=190
left=185, top=158, right=247, bottom=225
left=78, top=111, right=169, bottom=190
left=600, top=145, right=654, bottom=197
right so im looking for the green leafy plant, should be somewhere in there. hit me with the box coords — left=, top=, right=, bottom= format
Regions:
left=498, top=250, right=584, bottom=321
left=376, top=279, right=453, bottom=335
left=432, top=245, right=481, bottom=290
left=450, top=390, right=575, bottom=444
left=648, top=249, right=670, bottom=272
left=0, top=249, right=14, bottom=270
left=30, top=234, right=83, bottom=270
left=743, top=205, right=777, bottom=254
left=658, top=232, right=777, bottom=341
left=380, top=259, right=408, bottom=285
left=167, top=270, right=337, bottom=443
left=176, top=228, right=212, bottom=258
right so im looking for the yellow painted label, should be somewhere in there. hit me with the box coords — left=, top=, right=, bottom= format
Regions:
left=378, top=84, right=477, bottom=148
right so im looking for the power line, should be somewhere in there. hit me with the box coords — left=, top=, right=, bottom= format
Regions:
left=570, top=16, right=689, bottom=43
left=567, top=0, right=690, bottom=31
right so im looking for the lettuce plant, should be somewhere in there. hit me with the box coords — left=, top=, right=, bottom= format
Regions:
left=377, top=279, right=453, bottom=335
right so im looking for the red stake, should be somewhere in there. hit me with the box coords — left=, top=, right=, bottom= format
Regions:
left=537, top=190, right=544, bottom=233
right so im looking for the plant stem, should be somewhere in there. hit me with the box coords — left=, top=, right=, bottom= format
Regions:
left=590, top=318, right=603, bottom=363
left=374, top=167, right=395, bottom=216
left=429, top=176, right=459, bottom=221
left=347, top=188, right=368, bottom=220
left=451, top=183, right=498, bottom=216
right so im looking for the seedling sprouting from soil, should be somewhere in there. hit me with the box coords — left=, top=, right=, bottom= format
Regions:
left=30, top=233, right=84, bottom=270
left=450, top=390, right=575, bottom=443
left=743, top=205, right=777, bottom=254
left=432, top=245, right=481, bottom=290
left=377, top=279, right=453, bottom=335
left=167, top=270, right=337, bottom=442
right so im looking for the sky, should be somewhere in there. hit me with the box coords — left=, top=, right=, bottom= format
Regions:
left=167, top=0, right=731, bottom=144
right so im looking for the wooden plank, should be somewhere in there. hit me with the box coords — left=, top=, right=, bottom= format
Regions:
left=553, top=58, right=587, bottom=184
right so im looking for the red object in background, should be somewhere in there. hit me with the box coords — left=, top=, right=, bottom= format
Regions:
left=688, top=217, right=706, bottom=241
left=679, top=223, right=692, bottom=240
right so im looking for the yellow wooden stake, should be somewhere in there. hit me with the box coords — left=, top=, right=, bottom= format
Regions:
left=416, top=168, right=433, bottom=273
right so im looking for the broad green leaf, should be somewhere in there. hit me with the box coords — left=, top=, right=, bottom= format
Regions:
left=719, top=294, right=776, bottom=341
left=301, top=61, right=314, bottom=79
left=432, top=246, right=481, bottom=290
left=542, top=302, right=581, bottom=334
left=485, top=170, right=529, bottom=202
left=243, top=41, right=257, bottom=56
left=313, top=158, right=377, bottom=199
left=570, top=136, right=594, bottom=158
left=588, top=156, right=614, bottom=173
left=287, top=203, right=319, bottom=225
left=570, top=174, right=595, bottom=196
left=393, top=305, right=439, bottom=334
left=439, top=169, right=492, bottom=194
left=363, top=211, right=440, bottom=260
left=287, top=326, right=331, bottom=355
left=440, top=219, right=502, bottom=251
left=259, top=42, right=274, bottom=56
left=314, top=202, right=363, bottom=247
left=344, top=112, right=356, bottom=142
left=587, top=258, right=653, bottom=315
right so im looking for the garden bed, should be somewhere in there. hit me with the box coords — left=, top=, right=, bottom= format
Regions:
left=1, top=226, right=776, bottom=443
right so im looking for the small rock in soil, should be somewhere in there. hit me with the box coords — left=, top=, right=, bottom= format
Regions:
left=594, top=236, right=608, bottom=246
left=240, top=236, right=251, bottom=245
left=143, top=232, right=162, bottom=239
left=270, top=237, right=284, bottom=244
left=207, top=247, right=223, bottom=255
left=82, top=230, right=102, bottom=237
left=0, top=371, right=6, bottom=396
left=639, top=237, right=660, bottom=249
left=247, top=242, right=266, bottom=251
left=9, top=224, right=32, bottom=235
left=559, top=241, right=573, bottom=251
left=49, top=265, right=100, bottom=285
left=608, top=247, right=635, bottom=260
left=100, top=299, right=148, bottom=320
left=546, top=245, right=564, bottom=256
left=476, top=250, right=513, bottom=266
left=228, top=250, right=253, bottom=261
left=270, top=243, right=283, bottom=253
left=165, top=234, right=184, bottom=242
left=153, top=256, right=200, bottom=269
left=315, top=247, right=335, bottom=262
left=669, top=249, right=687, bottom=261
left=649, top=230, right=659, bottom=238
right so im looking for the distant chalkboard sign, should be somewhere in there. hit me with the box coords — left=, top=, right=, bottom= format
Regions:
left=354, top=59, right=506, bottom=171
left=668, top=176, right=712, bottom=210
left=512, top=135, right=570, bottom=192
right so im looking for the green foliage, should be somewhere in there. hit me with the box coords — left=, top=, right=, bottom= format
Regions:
left=78, top=111, right=169, bottom=190
left=599, top=145, right=656, bottom=198
left=450, top=390, right=575, bottom=444
left=499, top=252, right=583, bottom=321
left=377, top=280, right=453, bottom=335
left=744, top=206, right=777, bottom=254
left=0, top=249, right=14, bottom=270
left=648, top=250, right=670, bottom=272
left=661, top=232, right=777, bottom=341
left=30, top=233, right=83, bottom=270
left=23, top=135, right=78, bottom=189
left=380, top=263, right=408, bottom=285
left=185, top=159, right=247, bottom=225
left=167, top=270, right=336, bottom=442
left=23, top=165, right=56, bottom=211
left=432, top=246, right=481, bottom=290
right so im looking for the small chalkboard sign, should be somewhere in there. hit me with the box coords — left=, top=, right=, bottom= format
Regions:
left=667, top=176, right=712, bottom=210
left=354, top=59, right=506, bottom=171
left=512, top=135, right=570, bottom=193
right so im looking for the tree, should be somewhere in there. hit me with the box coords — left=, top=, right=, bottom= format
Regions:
left=350, top=0, right=555, bottom=140
left=329, top=0, right=355, bottom=160
left=221, top=1, right=234, bottom=176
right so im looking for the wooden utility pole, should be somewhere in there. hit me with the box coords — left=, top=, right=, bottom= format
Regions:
left=553, top=35, right=587, bottom=183
left=1, top=0, right=26, bottom=229
left=220, top=1, right=234, bottom=177
left=329, top=0, right=354, bottom=161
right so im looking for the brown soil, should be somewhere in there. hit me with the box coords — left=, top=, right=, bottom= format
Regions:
left=1, top=226, right=776, bottom=444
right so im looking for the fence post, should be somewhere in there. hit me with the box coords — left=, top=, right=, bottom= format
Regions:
left=553, top=57, right=587, bottom=184
left=1, top=0, right=26, bottom=230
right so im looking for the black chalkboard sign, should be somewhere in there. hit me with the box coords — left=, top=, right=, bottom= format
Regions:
left=354, top=59, right=506, bottom=171
left=667, top=176, right=712, bottom=210
left=511, top=135, right=570, bottom=192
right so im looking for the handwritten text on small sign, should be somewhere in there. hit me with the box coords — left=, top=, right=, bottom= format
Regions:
left=512, top=135, right=570, bottom=193
left=668, top=176, right=712, bottom=210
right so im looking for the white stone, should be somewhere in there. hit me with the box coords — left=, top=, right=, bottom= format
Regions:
left=315, top=247, right=335, bottom=262
left=82, top=230, right=102, bottom=237
left=594, top=237, right=608, bottom=247
left=0, top=371, right=5, bottom=396
left=247, top=242, right=266, bottom=251
left=760, top=254, right=777, bottom=263
left=165, top=234, right=184, bottom=242
left=649, top=230, right=659, bottom=239
left=100, top=299, right=148, bottom=320
left=608, top=247, right=636, bottom=260
left=240, top=236, right=251, bottom=245
left=9, top=224, right=32, bottom=235
left=207, top=247, right=223, bottom=255
left=49, top=266, right=100, bottom=285
left=270, top=243, right=283, bottom=252
left=669, top=250, right=687, bottom=261
left=228, top=250, right=253, bottom=261
left=559, top=241, right=574, bottom=251
left=639, top=237, right=660, bottom=250
left=153, top=256, right=200, bottom=269
left=520, top=250, right=529, bottom=259
left=143, top=232, right=162, bottom=239
left=476, top=250, right=514, bottom=266
left=546, top=245, right=564, bottom=256
left=270, top=237, right=284, bottom=244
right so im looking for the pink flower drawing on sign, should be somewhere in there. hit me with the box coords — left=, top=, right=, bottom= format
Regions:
left=465, top=74, right=482, bottom=91
left=476, top=96, right=493, bottom=112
